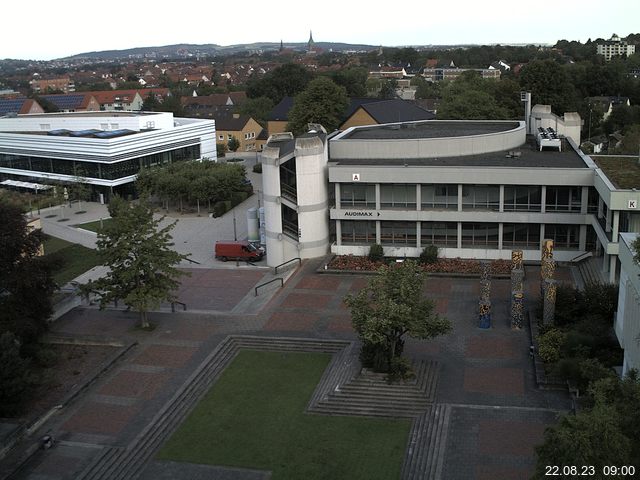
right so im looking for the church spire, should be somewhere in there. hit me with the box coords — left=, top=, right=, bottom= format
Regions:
left=307, top=30, right=315, bottom=53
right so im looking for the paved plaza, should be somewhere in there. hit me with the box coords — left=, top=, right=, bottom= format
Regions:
left=1, top=255, right=573, bottom=480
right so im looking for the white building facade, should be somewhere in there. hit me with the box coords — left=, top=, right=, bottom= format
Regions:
left=614, top=233, right=640, bottom=375
left=262, top=108, right=640, bottom=282
left=0, top=111, right=216, bottom=199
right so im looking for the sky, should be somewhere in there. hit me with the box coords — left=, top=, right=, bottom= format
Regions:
left=2, top=0, right=639, bottom=60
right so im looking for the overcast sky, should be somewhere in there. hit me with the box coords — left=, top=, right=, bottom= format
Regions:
left=3, top=0, right=639, bottom=60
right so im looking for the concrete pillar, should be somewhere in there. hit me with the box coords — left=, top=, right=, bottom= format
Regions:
left=579, top=225, right=587, bottom=251
left=540, top=185, right=546, bottom=213
left=336, top=220, right=342, bottom=246
left=376, top=221, right=381, bottom=244
left=539, top=224, right=545, bottom=249
left=457, top=222, right=462, bottom=249
left=416, top=221, right=421, bottom=249
left=499, top=185, right=505, bottom=213
left=375, top=184, right=381, bottom=211
left=605, top=207, right=612, bottom=233
left=498, top=223, right=504, bottom=250
left=335, top=183, right=341, bottom=209
left=609, top=255, right=617, bottom=283
left=598, top=196, right=603, bottom=219
left=602, top=253, right=609, bottom=276
left=458, top=184, right=463, bottom=212
left=415, top=184, right=421, bottom=211
left=580, top=186, right=589, bottom=214
left=612, top=211, right=620, bottom=240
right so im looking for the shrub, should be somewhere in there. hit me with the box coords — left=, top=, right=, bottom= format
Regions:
left=387, top=356, right=415, bottom=382
left=212, top=201, right=228, bottom=218
left=368, top=243, right=384, bottom=262
left=253, top=163, right=262, bottom=173
left=581, top=282, right=618, bottom=320
left=538, top=328, right=566, bottom=365
left=230, top=191, right=248, bottom=207
left=419, top=245, right=439, bottom=264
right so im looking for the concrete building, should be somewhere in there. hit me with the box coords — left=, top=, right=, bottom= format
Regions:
left=261, top=129, right=330, bottom=267
left=614, top=233, right=640, bottom=375
left=262, top=106, right=640, bottom=281
left=597, top=34, right=636, bottom=61
left=215, top=113, right=263, bottom=152
left=422, top=67, right=501, bottom=82
left=0, top=111, right=216, bottom=200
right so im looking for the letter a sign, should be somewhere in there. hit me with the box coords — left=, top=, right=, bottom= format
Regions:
left=352, top=173, right=360, bottom=182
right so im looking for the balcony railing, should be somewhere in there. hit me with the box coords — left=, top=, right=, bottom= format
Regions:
left=281, top=183, right=297, bottom=203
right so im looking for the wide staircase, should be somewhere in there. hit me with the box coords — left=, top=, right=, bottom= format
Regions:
left=309, top=360, right=439, bottom=418
left=77, top=335, right=450, bottom=480
left=577, top=255, right=606, bottom=286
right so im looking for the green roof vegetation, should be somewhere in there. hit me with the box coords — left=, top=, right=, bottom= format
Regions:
left=592, top=156, right=640, bottom=190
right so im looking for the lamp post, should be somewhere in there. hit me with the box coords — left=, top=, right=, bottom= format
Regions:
left=588, top=107, right=593, bottom=142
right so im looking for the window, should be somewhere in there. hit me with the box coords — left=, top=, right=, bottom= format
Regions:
left=544, top=224, right=580, bottom=249
left=504, top=186, right=541, bottom=212
left=462, top=186, right=500, bottom=211
left=421, top=184, right=458, bottom=210
left=502, top=223, right=540, bottom=248
left=340, top=183, right=376, bottom=209
left=421, top=222, right=457, bottom=247
left=461, top=223, right=499, bottom=248
left=341, top=220, right=376, bottom=245
left=380, top=221, right=416, bottom=246
left=228, top=134, right=232, bottom=140
left=219, top=135, right=224, bottom=140
left=380, top=184, right=416, bottom=209
left=545, top=186, right=582, bottom=212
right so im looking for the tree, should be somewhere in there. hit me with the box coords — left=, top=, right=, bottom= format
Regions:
left=82, top=197, right=189, bottom=328
left=519, top=59, right=578, bottom=113
left=330, top=67, right=369, bottom=97
left=533, top=372, right=640, bottom=475
left=437, top=71, right=510, bottom=120
left=0, top=203, right=55, bottom=347
left=141, top=92, right=160, bottom=111
left=533, top=405, right=631, bottom=478
left=246, top=63, right=314, bottom=104
left=0, top=332, right=40, bottom=417
left=377, top=79, right=398, bottom=99
left=286, top=77, right=348, bottom=135
left=238, top=96, right=274, bottom=127
left=227, top=135, right=240, bottom=152
left=344, top=260, right=451, bottom=373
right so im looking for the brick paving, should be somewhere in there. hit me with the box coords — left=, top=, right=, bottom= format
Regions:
left=7, top=260, right=576, bottom=480
left=98, top=370, right=172, bottom=400
left=133, top=344, right=198, bottom=369
left=62, top=402, right=140, bottom=436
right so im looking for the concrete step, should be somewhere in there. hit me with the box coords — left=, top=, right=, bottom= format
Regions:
left=402, top=404, right=451, bottom=480
left=311, top=403, right=422, bottom=418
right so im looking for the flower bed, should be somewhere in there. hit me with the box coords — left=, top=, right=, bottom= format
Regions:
left=327, top=255, right=512, bottom=275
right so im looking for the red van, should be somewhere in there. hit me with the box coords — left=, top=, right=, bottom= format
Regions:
left=215, top=241, right=264, bottom=262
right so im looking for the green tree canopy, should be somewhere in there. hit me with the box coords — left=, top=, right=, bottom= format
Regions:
left=238, top=96, right=274, bottom=127
left=82, top=197, right=189, bottom=328
left=286, top=77, right=349, bottom=135
left=437, top=72, right=510, bottom=119
left=246, top=63, right=314, bottom=104
left=227, top=135, right=240, bottom=152
left=0, top=203, right=55, bottom=347
left=519, top=59, right=578, bottom=113
left=344, top=260, right=451, bottom=372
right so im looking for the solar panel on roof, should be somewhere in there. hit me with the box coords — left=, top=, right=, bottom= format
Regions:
left=93, top=129, right=135, bottom=139
left=41, top=94, right=84, bottom=110
left=69, top=129, right=101, bottom=137
left=0, top=99, right=26, bottom=116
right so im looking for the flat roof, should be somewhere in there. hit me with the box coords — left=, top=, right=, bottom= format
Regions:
left=340, top=121, right=521, bottom=140
left=331, top=137, right=588, bottom=169
left=18, top=111, right=160, bottom=118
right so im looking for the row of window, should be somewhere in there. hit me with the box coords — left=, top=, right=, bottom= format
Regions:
left=339, top=183, right=598, bottom=213
left=340, top=221, right=592, bottom=250
left=0, top=145, right=200, bottom=180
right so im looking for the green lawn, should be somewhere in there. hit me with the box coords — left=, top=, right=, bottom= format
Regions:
left=43, top=236, right=101, bottom=286
left=76, top=218, right=112, bottom=233
left=158, top=350, right=411, bottom=480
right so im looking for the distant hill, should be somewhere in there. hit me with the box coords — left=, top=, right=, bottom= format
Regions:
left=62, top=41, right=380, bottom=60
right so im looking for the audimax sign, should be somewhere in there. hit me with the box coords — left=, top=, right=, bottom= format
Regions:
left=344, top=211, right=381, bottom=217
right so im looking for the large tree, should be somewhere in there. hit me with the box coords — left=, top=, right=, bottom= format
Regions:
left=82, top=197, right=189, bottom=328
left=0, top=203, right=55, bottom=347
left=286, top=77, right=348, bottom=135
left=344, top=260, right=451, bottom=373
left=519, top=59, right=578, bottom=113
left=246, top=63, right=314, bottom=104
